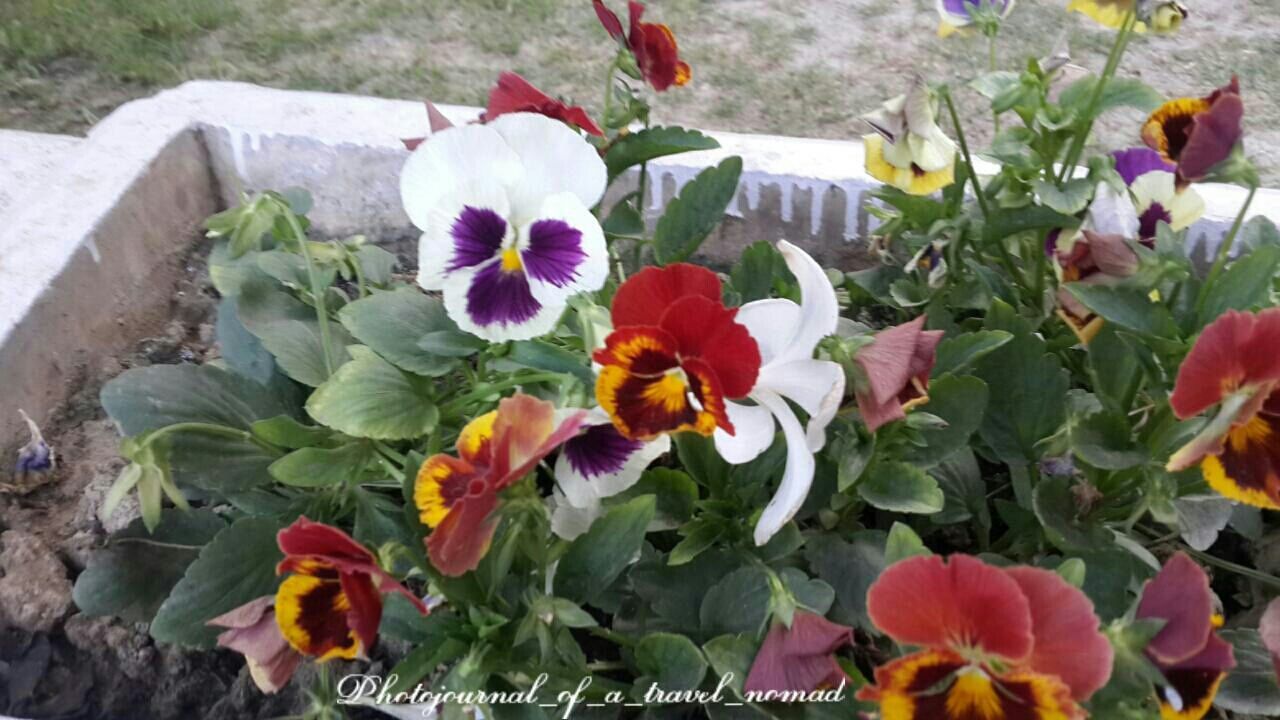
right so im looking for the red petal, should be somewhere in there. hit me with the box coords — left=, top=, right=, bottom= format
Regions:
left=593, top=0, right=626, bottom=42
left=341, top=573, right=383, bottom=653
left=659, top=295, right=760, bottom=398
left=1005, top=566, right=1114, bottom=701
left=489, top=394, right=588, bottom=487
left=593, top=326, right=681, bottom=375
left=1172, top=309, right=1280, bottom=419
left=610, top=264, right=722, bottom=328
left=867, top=554, right=1034, bottom=662
left=1179, top=82, right=1245, bottom=183
left=427, top=492, right=500, bottom=577
left=402, top=136, right=425, bottom=151
left=1137, top=552, right=1214, bottom=666
left=483, top=73, right=604, bottom=137
left=277, top=517, right=376, bottom=570
left=425, top=101, right=454, bottom=133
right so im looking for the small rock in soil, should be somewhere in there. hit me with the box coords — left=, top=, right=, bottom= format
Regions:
left=0, top=530, right=73, bottom=633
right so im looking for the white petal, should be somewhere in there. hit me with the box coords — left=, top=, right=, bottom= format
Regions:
left=714, top=400, right=777, bottom=465
left=441, top=261, right=566, bottom=342
left=553, top=430, right=669, bottom=507
left=399, top=123, right=521, bottom=230
left=752, top=390, right=815, bottom=546
left=735, top=299, right=801, bottom=366
left=758, top=359, right=845, bottom=453
left=418, top=181, right=511, bottom=291
left=550, top=488, right=602, bottom=541
left=1085, top=182, right=1140, bottom=239
left=488, top=113, right=607, bottom=221
left=775, top=241, right=841, bottom=364
left=519, top=191, right=609, bottom=303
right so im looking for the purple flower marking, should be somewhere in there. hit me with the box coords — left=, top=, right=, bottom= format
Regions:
left=448, top=206, right=507, bottom=272
left=941, top=0, right=1011, bottom=18
left=465, top=260, right=542, bottom=327
left=1139, top=202, right=1173, bottom=242
left=563, top=424, right=644, bottom=479
left=1112, top=148, right=1175, bottom=186
left=522, top=219, right=586, bottom=288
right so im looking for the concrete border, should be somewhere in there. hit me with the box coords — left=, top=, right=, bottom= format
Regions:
left=2, top=80, right=1277, bottom=450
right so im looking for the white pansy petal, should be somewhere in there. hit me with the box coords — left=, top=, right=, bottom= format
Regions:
left=554, top=425, right=669, bottom=507
left=419, top=181, right=511, bottom=291
left=550, top=488, right=602, bottom=541
left=714, top=400, right=777, bottom=465
left=1085, top=182, right=1140, bottom=239
left=758, top=359, right=845, bottom=453
left=752, top=390, right=815, bottom=546
left=400, top=123, right=521, bottom=230
left=1169, top=188, right=1206, bottom=231
left=488, top=113, right=607, bottom=219
left=735, top=299, right=801, bottom=366
left=441, top=260, right=565, bottom=342
left=519, top=191, right=609, bottom=300
left=776, top=241, right=840, bottom=363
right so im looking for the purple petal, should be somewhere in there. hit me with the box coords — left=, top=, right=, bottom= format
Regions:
left=1139, top=202, right=1173, bottom=241
left=448, top=206, right=507, bottom=272
left=562, top=423, right=644, bottom=479
left=1112, top=148, right=1175, bottom=186
left=465, top=260, right=542, bottom=327
left=522, top=219, right=586, bottom=288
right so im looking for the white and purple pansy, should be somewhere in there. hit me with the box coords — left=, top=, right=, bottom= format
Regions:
left=936, top=0, right=1015, bottom=36
left=400, top=112, right=609, bottom=342
left=1112, top=147, right=1205, bottom=243
left=550, top=410, right=671, bottom=540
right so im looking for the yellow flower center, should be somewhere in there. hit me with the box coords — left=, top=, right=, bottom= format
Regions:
left=501, top=247, right=524, bottom=272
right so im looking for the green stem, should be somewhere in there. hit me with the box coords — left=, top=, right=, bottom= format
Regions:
left=1058, top=11, right=1137, bottom=182
left=285, top=209, right=336, bottom=378
left=602, top=61, right=619, bottom=134
left=147, top=422, right=254, bottom=444
left=439, top=372, right=568, bottom=416
left=942, top=88, right=991, bottom=221
left=588, top=626, right=635, bottom=648
left=1202, top=184, right=1258, bottom=293
left=1181, top=543, right=1280, bottom=591
left=988, top=32, right=1001, bottom=134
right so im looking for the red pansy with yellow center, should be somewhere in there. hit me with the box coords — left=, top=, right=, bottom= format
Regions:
left=1143, top=77, right=1245, bottom=186
left=594, top=264, right=761, bottom=441
left=274, top=518, right=427, bottom=661
left=415, top=394, right=587, bottom=576
left=594, top=0, right=691, bottom=92
left=859, top=554, right=1113, bottom=720
left=1167, top=308, right=1280, bottom=508
left=1136, top=553, right=1235, bottom=720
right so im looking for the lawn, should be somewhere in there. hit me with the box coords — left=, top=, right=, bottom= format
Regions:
left=3, top=0, right=1279, bottom=182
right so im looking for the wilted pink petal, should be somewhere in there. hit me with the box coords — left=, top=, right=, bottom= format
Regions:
left=744, top=610, right=852, bottom=692
left=1137, top=553, right=1214, bottom=666
left=209, top=596, right=302, bottom=694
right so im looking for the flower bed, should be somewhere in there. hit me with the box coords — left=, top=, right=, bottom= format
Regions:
left=35, top=1, right=1280, bottom=719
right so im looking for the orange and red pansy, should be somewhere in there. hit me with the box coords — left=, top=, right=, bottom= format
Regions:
left=415, top=394, right=587, bottom=576
left=1167, top=308, right=1280, bottom=508
left=273, top=518, right=427, bottom=662
left=594, top=264, right=761, bottom=441
left=859, top=554, right=1113, bottom=720
left=593, top=1, right=691, bottom=92
left=1143, top=77, right=1245, bottom=186
left=1136, top=553, right=1236, bottom=720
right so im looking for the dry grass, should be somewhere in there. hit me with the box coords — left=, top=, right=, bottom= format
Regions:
left=3, top=0, right=1278, bottom=181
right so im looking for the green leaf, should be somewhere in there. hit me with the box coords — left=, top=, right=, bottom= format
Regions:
left=339, top=287, right=461, bottom=377
left=971, top=71, right=1022, bottom=101
left=251, top=415, right=331, bottom=449
left=603, top=199, right=645, bottom=237
left=780, top=567, right=835, bottom=615
left=1197, top=244, right=1280, bottom=327
left=72, top=510, right=225, bottom=623
left=1033, top=178, right=1094, bottom=215
left=833, top=420, right=875, bottom=492
left=634, top=632, right=709, bottom=693
left=1059, top=76, right=1165, bottom=116
left=884, top=522, right=931, bottom=565
left=668, top=519, right=726, bottom=566
left=930, top=449, right=990, bottom=526
left=730, top=241, right=790, bottom=304
left=700, top=565, right=771, bottom=637
left=932, top=331, right=1013, bottom=376
left=901, top=375, right=989, bottom=467
left=1088, top=324, right=1141, bottom=414
left=1216, top=629, right=1280, bottom=714
left=554, top=495, right=655, bottom=606
left=353, top=245, right=397, bottom=285
left=238, top=279, right=354, bottom=386
left=149, top=516, right=284, bottom=648
left=675, top=433, right=731, bottom=493
left=387, top=636, right=470, bottom=695
left=703, top=634, right=757, bottom=699
left=269, top=442, right=372, bottom=487
left=616, top=468, right=698, bottom=530
left=631, top=550, right=747, bottom=635
left=1242, top=216, right=1280, bottom=252
left=1065, top=284, right=1179, bottom=338
left=604, top=126, right=720, bottom=182
left=859, top=461, right=945, bottom=514
left=215, top=297, right=277, bottom=386
left=1070, top=408, right=1148, bottom=470
left=804, top=532, right=886, bottom=630
left=306, top=346, right=439, bottom=439
left=507, top=340, right=594, bottom=385
left=653, top=156, right=743, bottom=264
left=1032, top=476, right=1115, bottom=553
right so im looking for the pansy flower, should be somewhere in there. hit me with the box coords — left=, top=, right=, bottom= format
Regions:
left=209, top=596, right=302, bottom=694
left=550, top=409, right=671, bottom=539
left=859, top=555, right=1113, bottom=719
left=13, top=409, right=54, bottom=488
left=400, top=112, right=609, bottom=342
left=594, top=264, right=762, bottom=441
left=481, top=72, right=604, bottom=137
left=862, top=79, right=957, bottom=196
left=713, top=242, right=845, bottom=545
left=274, top=518, right=428, bottom=661
left=935, top=0, right=1016, bottom=37
left=850, top=316, right=944, bottom=433
left=416, top=394, right=587, bottom=575
left=1135, top=553, right=1236, bottom=720
left=594, top=0, right=691, bottom=92
left=1112, top=147, right=1205, bottom=241
left=1167, top=309, right=1280, bottom=508
left=1068, top=0, right=1188, bottom=33
left=744, top=610, right=853, bottom=693
left=1144, top=78, right=1246, bottom=186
